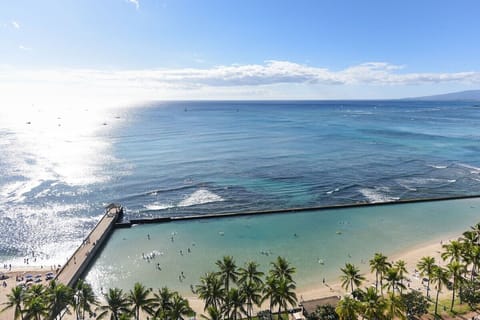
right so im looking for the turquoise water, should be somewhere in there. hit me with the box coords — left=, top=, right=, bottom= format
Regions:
left=85, top=198, right=480, bottom=296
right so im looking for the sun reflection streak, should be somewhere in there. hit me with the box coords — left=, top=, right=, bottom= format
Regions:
left=0, top=103, right=128, bottom=264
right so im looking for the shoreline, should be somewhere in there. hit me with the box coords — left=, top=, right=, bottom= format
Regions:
left=182, top=233, right=460, bottom=315
left=0, top=227, right=470, bottom=319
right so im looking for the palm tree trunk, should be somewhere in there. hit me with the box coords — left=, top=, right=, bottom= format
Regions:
left=471, top=262, right=476, bottom=283
left=278, top=306, right=282, bottom=320
left=350, top=280, right=354, bottom=293
left=426, top=279, right=430, bottom=299
left=375, top=272, right=379, bottom=293
left=435, top=288, right=440, bottom=316
left=248, top=299, right=252, bottom=320
left=451, top=284, right=455, bottom=312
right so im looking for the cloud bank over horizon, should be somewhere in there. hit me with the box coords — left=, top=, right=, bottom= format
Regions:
left=2, top=60, right=480, bottom=108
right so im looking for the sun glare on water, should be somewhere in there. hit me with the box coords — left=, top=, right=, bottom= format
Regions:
left=0, top=102, right=128, bottom=264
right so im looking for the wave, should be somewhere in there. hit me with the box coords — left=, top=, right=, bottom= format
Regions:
left=457, top=163, right=480, bottom=174
left=326, top=187, right=341, bottom=195
left=121, top=185, right=198, bottom=202
left=143, top=202, right=175, bottom=211
left=359, top=187, right=400, bottom=203
left=142, top=189, right=224, bottom=211
left=178, top=189, right=224, bottom=207
left=428, top=164, right=448, bottom=169
left=396, top=177, right=456, bottom=191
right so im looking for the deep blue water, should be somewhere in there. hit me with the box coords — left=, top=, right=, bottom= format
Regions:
left=1, top=100, right=480, bottom=264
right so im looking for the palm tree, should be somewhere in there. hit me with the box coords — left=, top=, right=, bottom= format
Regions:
left=96, top=288, right=131, bottom=320
left=385, top=292, right=405, bottom=320
left=168, top=293, right=192, bottom=320
left=470, top=222, right=480, bottom=245
left=262, top=275, right=278, bottom=315
left=369, top=253, right=391, bottom=295
left=239, top=281, right=262, bottom=320
left=223, top=288, right=246, bottom=320
left=335, top=296, right=359, bottom=320
left=238, top=261, right=264, bottom=286
left=383, top=267, right=405, bottom=296
left=359, top=287, right=386, bottom=320
left=75, top=280, right=97, bottom=320
left=468, top=245, right=480, bottom=283
left=446, top=260, right=465, bottom=312
left=340, top=263, right=365, bottom=293
left=151, top=287, right=173, bottom=319
left=1, top=286, right=25, bottom=320
left=25, top=284, right=45, bottom=302
left=270, top=257, right=296, bottom=283
left=200, top=306, right=222, bottom=320
left=23, top=296, right=49, bottom=320
left=394, top=260, right=408, bottom=295
left=441, top=240, right=463, bottom=263
left=127, top=282, right=153, bottom=320
left=216, top=256, right=238, bottom=294
left=430, top=265, right=448, bottom=317
left=417, top=256, right=435, bottom=298
left=46, top=280, right=74, bottom=320
left=272, top=278, right=297, bottom=320
left=196, top=272, right=225, bottom=311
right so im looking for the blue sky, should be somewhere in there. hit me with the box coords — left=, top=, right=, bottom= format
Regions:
left=1, top=0, right=480, bottom=103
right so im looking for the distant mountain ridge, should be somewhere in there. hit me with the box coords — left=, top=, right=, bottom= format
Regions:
left=405, top=89, right=480, bottom=101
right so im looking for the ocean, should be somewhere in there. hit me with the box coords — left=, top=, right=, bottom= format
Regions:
left=1, top=100, right=480, bottom=266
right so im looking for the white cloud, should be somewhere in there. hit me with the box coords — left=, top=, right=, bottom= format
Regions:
left=1, top=61, right=480, bottom=107
left=11, top=21, right=20, bottom=29
left=18, top=45, right=31, bottom=51
left=127, top=0, right=139, bottom=9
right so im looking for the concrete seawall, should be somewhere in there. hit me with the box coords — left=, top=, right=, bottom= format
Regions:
left=55, top=204, right=123, bottom=287
left=116, top=194, right=480, bottom=228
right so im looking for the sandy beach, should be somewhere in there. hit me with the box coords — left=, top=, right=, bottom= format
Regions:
left=0, top=266, right=55, bottom=320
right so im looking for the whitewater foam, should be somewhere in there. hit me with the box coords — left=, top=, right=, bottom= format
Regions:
left=178, top=189, right=224, bottom=207
left=359, top=187, right=400, bottom=203
left=144, top=202, right=175, bottom=211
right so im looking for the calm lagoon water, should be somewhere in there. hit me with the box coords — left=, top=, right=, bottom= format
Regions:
left=85, top=197, right=480, bottom=296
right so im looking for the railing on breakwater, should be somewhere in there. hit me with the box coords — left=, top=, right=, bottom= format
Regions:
left=115, top=194, right=480, bottom=228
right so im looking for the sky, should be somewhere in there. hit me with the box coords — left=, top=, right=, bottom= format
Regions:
left=1, top=0, right=480, bottom=106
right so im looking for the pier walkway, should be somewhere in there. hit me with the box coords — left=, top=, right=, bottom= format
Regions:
left=55, top=204, right=122, bottom=287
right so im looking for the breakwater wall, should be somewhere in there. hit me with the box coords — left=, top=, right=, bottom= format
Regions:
left=56, top=204, right=123, bottom=287
left=116, top=194, right=480, bottom=228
